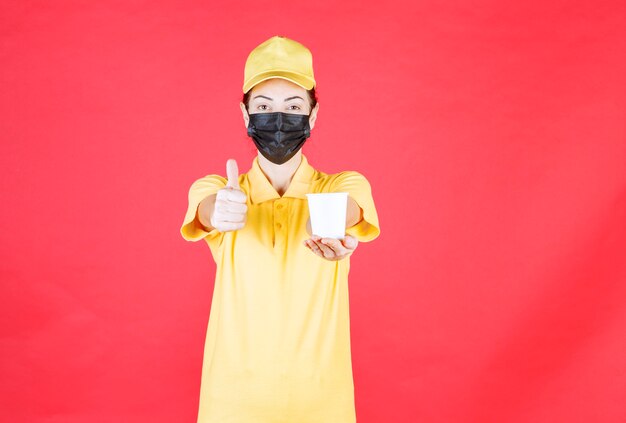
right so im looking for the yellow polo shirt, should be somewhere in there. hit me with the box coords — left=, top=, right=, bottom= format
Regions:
left=180, top=153, right=380, bottom=423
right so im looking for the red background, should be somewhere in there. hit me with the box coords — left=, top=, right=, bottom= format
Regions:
left=1, top=1, right=625, bottom=422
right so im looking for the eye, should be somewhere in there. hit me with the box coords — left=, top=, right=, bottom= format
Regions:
left=257, top=104, right=269, bottom=111
left=288, top=105, right=301, bottom=110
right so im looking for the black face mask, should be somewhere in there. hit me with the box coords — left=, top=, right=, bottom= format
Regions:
left=246, top=111, right=311, bottom=165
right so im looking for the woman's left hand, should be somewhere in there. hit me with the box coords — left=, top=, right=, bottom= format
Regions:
left=303, top=234, right=359, bottom=261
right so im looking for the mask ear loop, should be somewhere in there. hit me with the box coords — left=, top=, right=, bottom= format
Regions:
left=305, top=111, right=312, bottom=138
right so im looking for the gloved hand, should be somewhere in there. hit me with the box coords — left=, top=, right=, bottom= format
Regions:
left=202, top=158, right=248, bottom=233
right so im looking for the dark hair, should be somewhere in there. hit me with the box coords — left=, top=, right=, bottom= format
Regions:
left=242, top=86, right=318, bottom=113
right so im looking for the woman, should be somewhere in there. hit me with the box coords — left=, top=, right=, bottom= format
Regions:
left=181, top=35, right=381, bottom=423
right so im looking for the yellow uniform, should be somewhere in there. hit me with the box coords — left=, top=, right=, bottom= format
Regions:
left=180, top=153, right=381, bottom=423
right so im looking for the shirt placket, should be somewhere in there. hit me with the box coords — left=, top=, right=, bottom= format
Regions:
left=272, top=199, right=287, bottom=249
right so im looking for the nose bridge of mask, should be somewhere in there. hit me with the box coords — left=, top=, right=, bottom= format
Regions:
left=259, top=112, right=306, bottom=129
left=247, top=111, right=311, bottom=140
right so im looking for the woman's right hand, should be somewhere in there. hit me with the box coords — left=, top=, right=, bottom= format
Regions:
left=198, top=159, right=248, bottom=232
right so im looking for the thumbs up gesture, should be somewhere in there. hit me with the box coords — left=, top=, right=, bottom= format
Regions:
left=209, top=159, right=248, bottom=232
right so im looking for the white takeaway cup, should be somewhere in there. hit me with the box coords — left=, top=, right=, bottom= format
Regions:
left=305, top=192, right=349, bottom=240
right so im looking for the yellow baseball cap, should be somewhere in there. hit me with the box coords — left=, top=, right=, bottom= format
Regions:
left=242, top=35, right=316, bottom=94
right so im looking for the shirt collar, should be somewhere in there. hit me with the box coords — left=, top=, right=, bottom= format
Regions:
left=248, top=153, right=316, bottom=204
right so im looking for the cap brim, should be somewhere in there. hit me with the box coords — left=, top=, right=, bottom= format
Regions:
left=243, top=70, right=315, bottom=93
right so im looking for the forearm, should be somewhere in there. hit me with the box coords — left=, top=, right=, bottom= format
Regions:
left=346, top=196, right=363, bottom=228
left=196, top=193, right=218, bottom=232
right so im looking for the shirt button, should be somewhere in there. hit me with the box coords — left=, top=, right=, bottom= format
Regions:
left=276, top=223, right=282, bottom=229
left=276, top=203, right=283, bottom=209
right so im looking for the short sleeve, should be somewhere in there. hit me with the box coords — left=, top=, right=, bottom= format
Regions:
left=330, top=171, right=381, bottom=242
left=180, top=174, right=227, bottom=242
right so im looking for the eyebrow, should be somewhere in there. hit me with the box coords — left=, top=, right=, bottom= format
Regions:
left=253, top=95, right=304, bottom=102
